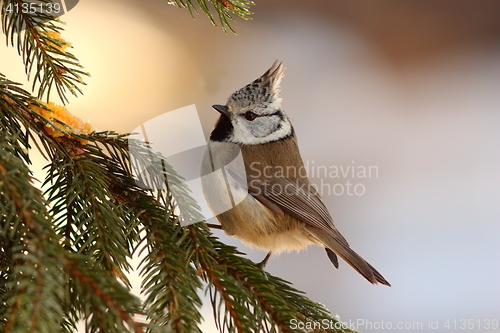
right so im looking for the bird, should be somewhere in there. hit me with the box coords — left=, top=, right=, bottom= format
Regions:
left=200, top=61, right=390, bottom=286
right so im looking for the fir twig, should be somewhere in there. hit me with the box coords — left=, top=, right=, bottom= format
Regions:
left=167, top=0, right=254, bottom=33
left=1, top=0, right=88, bottom=103
left=64, top=254, right=144, bottom=333
left=0, top=130, right=65, bottom=333
left=0, top=80, right=149, bottom=333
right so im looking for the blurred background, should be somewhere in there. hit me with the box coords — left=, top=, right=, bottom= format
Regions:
left=1, top=1, right=500, bottom=332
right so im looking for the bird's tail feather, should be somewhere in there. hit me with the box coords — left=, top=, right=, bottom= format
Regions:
left=310, top=229, right=390, bottom=286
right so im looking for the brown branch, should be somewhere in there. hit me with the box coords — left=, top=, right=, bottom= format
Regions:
left=0, top=163, right=43, bottom=333
left=65, top=259, right=144, bottom=333
left=189, top=226, right=245, bottom=333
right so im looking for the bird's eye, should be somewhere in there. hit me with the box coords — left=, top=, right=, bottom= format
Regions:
left=244, top=111, right=258, bottom=121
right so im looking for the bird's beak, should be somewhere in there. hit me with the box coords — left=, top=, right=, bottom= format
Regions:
left=212, top=104, right=230, bottom=117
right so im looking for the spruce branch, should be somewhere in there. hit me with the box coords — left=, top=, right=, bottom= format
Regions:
left=0, top=130, right=65, bottom=333
left=64, top=254, right=144, bottom=333
left=0, top=72, right=54, bottom=163
left=103, top=136, right=206, bottom=332
left=1, top=0, right=88, bottom=103
left=43, top=136, right=141, bottom=288
left=1, top=83, right=149, bottom=333
left=167, top=0, right=254, bottom=33
left=200, top=237, right=356, bottom=333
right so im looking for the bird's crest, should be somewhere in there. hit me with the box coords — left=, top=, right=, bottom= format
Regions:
left=226, top=61, right=284, bottom=110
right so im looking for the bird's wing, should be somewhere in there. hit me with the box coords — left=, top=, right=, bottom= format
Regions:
left=223, top=160, right=392, bottom=286
left=251, top=177, right=349, bottom=247
left=216, top=148, right=349, bottom=247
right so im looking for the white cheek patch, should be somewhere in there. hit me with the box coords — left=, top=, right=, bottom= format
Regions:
left=250, top=116, right=280, bottom=138
left=230, top=117, right=292, bottom=145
